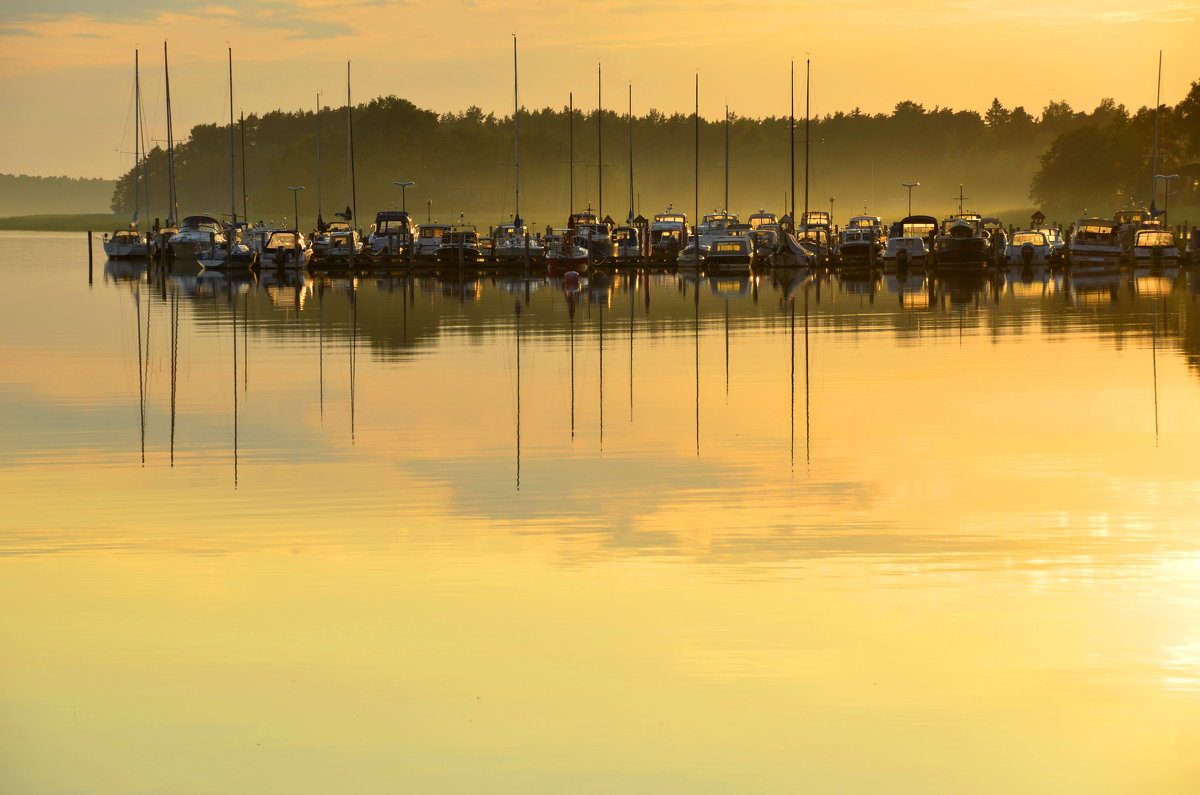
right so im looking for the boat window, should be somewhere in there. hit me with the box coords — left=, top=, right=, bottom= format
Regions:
left=1012, top=233, right=1046, bottom=246
left=1135, top=231, right=1174, bottom=246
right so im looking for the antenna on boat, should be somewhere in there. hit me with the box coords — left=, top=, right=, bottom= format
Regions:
left=953, top=184, right=971, bottom=214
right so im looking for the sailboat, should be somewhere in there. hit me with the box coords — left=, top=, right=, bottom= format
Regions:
left=494, top=36, right=544, bottom=265
left=772, top=59, right=816, bottom=268
left=197, top=48, right=257, bottom=269
left=104, top=49, right=152, bottom=260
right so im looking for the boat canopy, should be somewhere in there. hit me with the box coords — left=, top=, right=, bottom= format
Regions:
left=892, top=215, right=938, bottom=238
left=265, top=231, right=305, bottom=249
left=180, top=215, right=222, bottom=230
left=1075, top=219, right=1118, bottom=235
left=653, top=212, right=687, bottom=224
left=848, top=215, right=882, bottom=228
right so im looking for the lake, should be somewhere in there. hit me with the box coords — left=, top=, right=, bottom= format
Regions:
left=2, top=230, right=1199, bottom=793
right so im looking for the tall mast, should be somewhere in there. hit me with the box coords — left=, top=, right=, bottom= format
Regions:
left=239, top=111, right=248, bottom=223
left=1151, top=49, right=1162, bottom=209
left=627, top=84, right=634, bottom=224
left=569, top=92, right=574, bottom=212
left=724, top=104, right=730, bottom=213
left=804, top=58, right=810, bottom=221
left=512, top=35, right=521, bottom=226
left=694, top=73, right=699, bottom=266
left=789, top=59, right=795, bottom=221
left=597, top=63, right=603, bottom=219
left=346, top=61, right=357, bottom=225
left=227, top=47, right=236, bottom=226
left=163, top=41, right=177, bottom=227
left=315, top=92, right=322, bottom=227
left=133, top=47, right=141, bottom=229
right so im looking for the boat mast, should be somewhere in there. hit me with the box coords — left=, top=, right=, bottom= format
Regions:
left=789, top=59, right=795, bottom=222
left=315, top=92, right=322, bottom=228
left=694, top=72, right=700, bottom=267
left=163, top=41, right=177, bottom=227
left=227, top=47, right=235, bottom=266
left=724, top=103, right=730, bottom=213
left=239, top=110, right=248, bottom=224
left=804, top=58, right=810, bottom=222
left=347, top=61, right=357, bottom=226
left=227, top=48, right=236, bottom=226
left=569, top=92, right=574, bottom=213
left=627, top=84, right=634, bottom=225
left=133, top=47, right=142, bottom=230
left=1151, top=50, right=1162, bottom=210
left=597, top=63, right=603, bottom=220
left=512, top=35, right=521, bottom=227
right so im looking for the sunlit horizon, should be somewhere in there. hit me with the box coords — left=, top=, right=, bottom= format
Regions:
left=0, top=0, right=1196, bottom=179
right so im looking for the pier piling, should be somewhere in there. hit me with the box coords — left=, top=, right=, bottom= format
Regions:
left=87, top=231, right=93, bottom=284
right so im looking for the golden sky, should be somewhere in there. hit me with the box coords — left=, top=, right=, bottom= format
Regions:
left=0, top=0, right=1196, bottom=178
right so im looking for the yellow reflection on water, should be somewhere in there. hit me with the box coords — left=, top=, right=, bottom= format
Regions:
left=2, top=234, right=1200, bottom=792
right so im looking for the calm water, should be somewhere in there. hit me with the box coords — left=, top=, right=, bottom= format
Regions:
left=3, top=230, right=1200, bottom=793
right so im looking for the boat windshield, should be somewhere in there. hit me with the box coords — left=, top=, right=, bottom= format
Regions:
left=1135, top=230, right=1175, bottom=246
left=266, top=232, right=303, bottom=249
left=419, top=226, right=449, bottom=238
left=1011, top=232, right=1047, bottom=246
left=655, top=214, right=687, bottom=224
left=713, top=241, right=747, bottom=253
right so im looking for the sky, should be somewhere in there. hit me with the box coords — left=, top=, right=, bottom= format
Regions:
left=0, top=0, right=1196, bottom=179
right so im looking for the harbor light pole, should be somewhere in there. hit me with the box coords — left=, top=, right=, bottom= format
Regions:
left=1155, top=174, right=1179, bottom=223
left=393, top=180, right=414, bottom=212
left=286, top=186, right=305, bottom=229
left=829, top=196, right=835, bottom=226
left=901, top=182, right=919, bottom=216
left=427, top=199, right=433, bottom=224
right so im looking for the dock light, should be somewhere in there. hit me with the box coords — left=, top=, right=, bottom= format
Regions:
left=393, top=181, right=415, bottom=212
left=901, top=182, right=920, bottom=216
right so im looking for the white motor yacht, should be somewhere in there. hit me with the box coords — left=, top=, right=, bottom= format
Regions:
left=368, top=211, right=413, bottom=259
left=261, top=230, right=312, bottom=269
left=168, top=215, right=225, bottom=260
left=649, top=208, right=688, bottom=263
left=103, top=227, right=151, bottom=259
left=883, top=236, right=929, bottom=269
left=1005, top=230, right=1055, bottom=266
left=1068, top=218, right=1122, bottom=269
left=1130, top=227, right=1180, bottom=267
left=413, top=223, right=452, bottom=260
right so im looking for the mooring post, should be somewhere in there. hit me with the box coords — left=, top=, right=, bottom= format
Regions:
left=87, top=231, right=94, bottom=284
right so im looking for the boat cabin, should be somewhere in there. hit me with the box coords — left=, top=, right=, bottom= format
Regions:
left=800, top=210, right=831, bottom=228
left=891, top=215, right=938, bottom=239
left=1132, top=229, right=1176, bottom=248
left=848, top=215, right=882, bottom=229
left=1073, top=219, right=1119, bottom=243
left=374, top=211, right=412, bottom=236
left=748, top=210, right=777, bottom=229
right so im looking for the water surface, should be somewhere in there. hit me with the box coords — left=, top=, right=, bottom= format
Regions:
left=2, top=231, right=1199, bottom=793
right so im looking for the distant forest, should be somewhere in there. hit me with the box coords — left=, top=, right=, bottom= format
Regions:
left=112, top=82, right=1200, bottom=230
left=0, top=174, right=115, bottom=217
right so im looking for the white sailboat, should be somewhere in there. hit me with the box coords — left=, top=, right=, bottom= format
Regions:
left=494, top=36, right=544, bottom=265
left=197, top=48, right=256, bottom=269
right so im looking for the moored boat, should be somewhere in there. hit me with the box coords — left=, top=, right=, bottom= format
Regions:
left=1067, top=218, right=1122, bottom=270
left=933, top=215, right=989, bottom=269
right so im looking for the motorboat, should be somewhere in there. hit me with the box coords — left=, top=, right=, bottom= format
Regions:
left=932, top=215, right=989, bottom=269
left=694, top=211, right=739, bottom=248
left=196, top=233, right=257, bottom=270
left=368, top=211, right=413, bottom=259
left=837, top=223, right=885, bottom=266
left=492, top=221, right=545, bottom=264
left=676, top=240, right=709, bottom=268
left=568, top=211, right=613, bottom=261
left=1130, top=227, right=1180, bottom=267
left=311, top=220, right=351, bottom=259
left=1035, top=227, right=1067, bottom=262
left=748, top=227, right=780, bottom=258
left=413, top=223, right=452, bottom=261
left=103, top=227, right=151, bottom=259
left=704, top=236, right=754, bottom=274
left=261, top=230, right=312, bottom=269
left=883, top=236, right=929, bottom=270
left=320, top=229, right=365, bottom=265
left=1114, top=207, right=1151, bottom=256
left=167, top=215, right=225, bottom=260
left=612, top=226, right=641, bottom=261
left=648, top=208, right=688, bottom=263
left=433, top=229, right=485, bottom=265
left=1068, top=218, right=1122, bottom=269
left=545, top=231, right=589, bottom=275
left=1004, top=230, right=1054, bottom=267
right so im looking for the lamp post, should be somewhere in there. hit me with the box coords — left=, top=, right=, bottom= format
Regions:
left=901, top=182, right=920, bottom=216
left=1155, top=174, right=1179, bottom=223
left=426, top=199, right=433, bottom=224
left=828, top=196, right=835, bottom=227
left=286, top=186, right=305, bottom=230
left=393, top=180, right=415, bottom=212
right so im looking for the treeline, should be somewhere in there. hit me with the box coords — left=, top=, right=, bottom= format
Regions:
left=112, top=84, right=1200, bottom=230
left=1, top=174, right=116, bottom=217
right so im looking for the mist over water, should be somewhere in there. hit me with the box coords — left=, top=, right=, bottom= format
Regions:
left=3, top=231, right=1200, bottom=793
